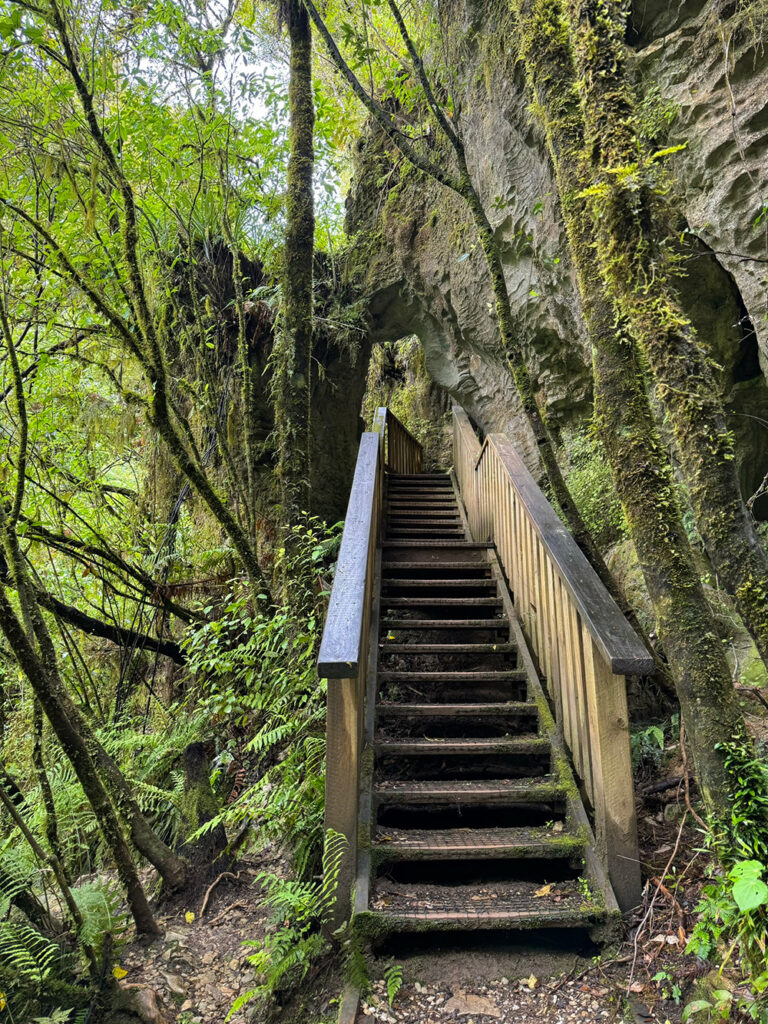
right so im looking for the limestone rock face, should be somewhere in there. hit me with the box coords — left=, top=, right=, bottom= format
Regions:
left=347, top=0, right=768, bottom=493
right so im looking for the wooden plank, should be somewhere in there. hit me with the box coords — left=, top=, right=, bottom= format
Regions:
left=484, top=435, right=651, bottom=675
left=324, top=675, right=361, bottom=929
left=545, top=556, right=564, bottom=721
left=317, top=433, right=380, bottom=677
left=558, top=577, right=581, bottom=776
left=568, top=602, right=594, bottom=804
left=581, top=624, right=641, bottom=913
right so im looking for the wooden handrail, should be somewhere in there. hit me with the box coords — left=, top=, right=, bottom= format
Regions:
left=453, top=404, right=642, bottom=909
left=317, top=430, right=383, bottom=927
left=317, top=432, right=381, bottom=678
left=372, top=406, right=423, bottom=475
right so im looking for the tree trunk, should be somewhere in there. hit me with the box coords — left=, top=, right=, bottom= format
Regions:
left=178, top=742, right=229, bottom=873
left=0, top=586, right=160, bottom=936
left=510, top=0, right=747, bottom=810
left=278, top=0, right=315, bottom=519
left=567, top=0, right=768, bottom=668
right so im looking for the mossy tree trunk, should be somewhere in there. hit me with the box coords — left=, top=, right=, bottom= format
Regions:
left=277, top=0, right=315, bottom=521
left=510, top=0, right=746, bottom=809
left=566, top=0, right=768, bottom=668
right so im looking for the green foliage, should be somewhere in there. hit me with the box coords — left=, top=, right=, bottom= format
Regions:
left=631, top=722, right=666, bottom=771
left=560, top=426, right=627, bottom=549
left=362, top=338, right=451, bottom=469
left=686, top=735, right=768, bottom=1019
left=229, top=830, right=347, bottom=1014
left=384, top=963, right=404, bottom=1005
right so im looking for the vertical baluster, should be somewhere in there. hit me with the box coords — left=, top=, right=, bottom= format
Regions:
left=557, top=578, right=580, bottom=774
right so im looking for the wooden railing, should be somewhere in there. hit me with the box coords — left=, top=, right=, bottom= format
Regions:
left=372, top=406, right=423, bottom=474
left=318, top=411, right=423, bottom=927
left=454, top=405, right=649, bottom=911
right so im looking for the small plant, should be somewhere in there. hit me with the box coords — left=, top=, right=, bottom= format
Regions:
left=685, top=733, right=768, bottom=1019
left=653, top=968, right=682, bottom=1004
left=631, top=722, right=666, bottom=771
left=229, top=830, right=347, bottom=1015
left=384, top=963, right=403, bottom=1005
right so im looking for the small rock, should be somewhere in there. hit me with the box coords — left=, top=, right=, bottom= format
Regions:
left=201, top=952, right=216, bottom=965
left=161, top=972, right=186, bottom=998
left=444, top=989, right=502, bottom=1019
left=664, top=801, right=684, bottom=822
left=229, top=958, right=239, bottom=970
left=164, top=930, right=187, bottom=944
left=181, top=1000, right=194, bottom=1012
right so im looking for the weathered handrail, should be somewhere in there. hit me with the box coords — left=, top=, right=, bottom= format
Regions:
left=453, top=404, right=644, bottom=909
left=372, top=406, right=423, bottom=474
left=318, top=412, right=424, bottom=927
left=317, top=431, right=382, bottom=927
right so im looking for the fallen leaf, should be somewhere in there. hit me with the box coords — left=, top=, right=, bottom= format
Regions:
left=629, top=982, right=645, bottom=993
left=185, top=910, right=195, bottom=924
left=534, top=884, right=553, bottom=898
left=665, top=934, right=679, bottom=945
left=524, top=974, right=538, bottom=990
left=112, top=966, right=128, bottom=980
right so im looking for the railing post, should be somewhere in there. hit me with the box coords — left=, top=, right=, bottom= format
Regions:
left=581, top=627, right=641, bottom=912
left=324, top=673, right=364, bottom=928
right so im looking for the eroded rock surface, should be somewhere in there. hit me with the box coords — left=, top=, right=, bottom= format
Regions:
left=347, top=0, right=768, bottom=490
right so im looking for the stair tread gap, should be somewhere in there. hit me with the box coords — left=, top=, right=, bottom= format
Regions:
left=378, top=643, right=515, bottom=654
left=377, top=701, right=533, bottom=715
left=381, top=618, right=509, bottom=628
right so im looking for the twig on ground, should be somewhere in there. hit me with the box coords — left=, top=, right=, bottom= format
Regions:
left=207, top=901, right=248, bottom=927
left=736, top=686, right=768, bottom=713
left=641, top=777, right=685, bottom=796
left=628, top=811, right=689, bottom=992
left=199, top=870, right=241, bottom=918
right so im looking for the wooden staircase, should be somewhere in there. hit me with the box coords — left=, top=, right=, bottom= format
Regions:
left=359, top=470, right=612, bottom=935
left=318, top=407, right=652, bottom=951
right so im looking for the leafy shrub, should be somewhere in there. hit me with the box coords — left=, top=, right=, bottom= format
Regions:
left=686, top=734, right=768, bottom=1020
left=560, top=427, right=627, bottom=550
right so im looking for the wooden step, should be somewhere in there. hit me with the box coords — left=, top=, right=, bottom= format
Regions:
left=379, top=642, right=514, bottom=654
left=372, top=825, right=584, bottom=860
left=382, top=579, right=496, bottom=589
left=387, top=514, right=461, bottom=521
left=381, top=597, right=502, bottom=608
left=388, top=474, right=452, bottom=480
left=376, top=736, right=549, bottom=756
left=381, top=618, right=509, bottom=629
left=382, top=541, right=491, bottom=548
left=373, top=777, right=566, bottom=805
left=360, top=879, right=606, bottom=933
left=382, top=561, right=492, bottom=572
left=378, top=670, right=525, bottom=683
left=386, top=530, right=466, bottom=537
left=377, top=702, right=533, bottom=717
